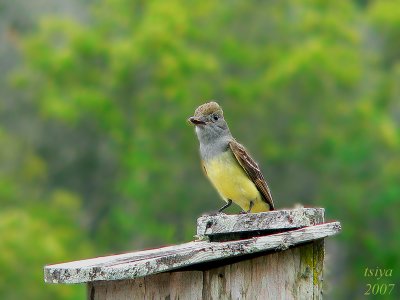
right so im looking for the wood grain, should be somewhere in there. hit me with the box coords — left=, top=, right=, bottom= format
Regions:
left=88, top=242, right=322, bottom=300
left=45, top=221, right=340, bottom=284
left=197, top=208, right=324, bottom=237
left=44, top=208, right=338, bottom=299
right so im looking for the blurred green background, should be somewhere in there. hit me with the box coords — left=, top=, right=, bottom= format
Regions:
left=1, top=0, right=399, bottom=299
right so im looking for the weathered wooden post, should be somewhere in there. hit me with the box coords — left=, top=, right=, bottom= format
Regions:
left=44, top=208, right=340, bottom=299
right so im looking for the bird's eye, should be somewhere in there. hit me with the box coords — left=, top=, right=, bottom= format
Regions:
left=213, top=114, right=219, bottom=121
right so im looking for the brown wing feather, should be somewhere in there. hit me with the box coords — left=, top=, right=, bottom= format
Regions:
left=229, top=140, right=275, bottom=210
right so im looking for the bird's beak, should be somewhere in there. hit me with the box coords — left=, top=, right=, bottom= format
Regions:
left=188, top=116, right=206, bottom=125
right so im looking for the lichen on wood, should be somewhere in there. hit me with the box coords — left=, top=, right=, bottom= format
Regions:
left=87, top=242, right=321, bottom=300
left=197, top=208, right=325, bottom=238
left=44, top=221, right=340, bottom=284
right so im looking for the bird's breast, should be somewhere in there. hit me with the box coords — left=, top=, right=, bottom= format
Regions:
left=204, top=151, right=260, bottom=202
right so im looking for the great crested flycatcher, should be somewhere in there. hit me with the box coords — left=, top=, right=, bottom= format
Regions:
left=188, top=101, right=275, bottom=213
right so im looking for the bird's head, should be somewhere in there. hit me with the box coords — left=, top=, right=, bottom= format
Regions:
left=188, top=101, right=231, bottom=143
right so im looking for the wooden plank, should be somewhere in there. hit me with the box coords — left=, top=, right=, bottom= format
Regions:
left=169, top=270, right=203, bottom=300
left=197, top=208, right=324, bottom=237
left=49, top=241, right=204, bottom=269
left=250, top=243, right=313, bottom=299
left=229, top=254, right=252, bottom=299
left=202, top=265, right=231, bottom=300
left=45, top=221, right=340, bottom=284
left=88, top=271, right=203, bottom=300
left=88, top=242, right=320, bottom=300
left=297, top=243, right=314, bottom=299
left=312, top=239, right=324, bottom=299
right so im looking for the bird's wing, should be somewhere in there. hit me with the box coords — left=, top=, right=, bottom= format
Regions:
left=229, top=140, right=275, bottom=210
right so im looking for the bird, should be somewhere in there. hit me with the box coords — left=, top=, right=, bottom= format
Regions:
left=188, top=101, right=274, bottom=213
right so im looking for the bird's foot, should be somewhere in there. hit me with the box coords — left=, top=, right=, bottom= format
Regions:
left=218, top=199, right=233, bottom=213
left=244, top=200, right=254, bottom=214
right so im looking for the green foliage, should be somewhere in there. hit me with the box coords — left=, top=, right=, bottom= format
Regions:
left=0, top=206, right=90, bottom=300
left=0, top=130, right=91, bottom=299
left=1, top=0, right=399, bottom=298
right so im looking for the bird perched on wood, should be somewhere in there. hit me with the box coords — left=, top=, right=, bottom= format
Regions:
left=188, top=101, right=274, bottom=213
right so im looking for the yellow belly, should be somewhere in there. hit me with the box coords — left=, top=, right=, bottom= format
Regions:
left=204, top=151, right=269, bottom=212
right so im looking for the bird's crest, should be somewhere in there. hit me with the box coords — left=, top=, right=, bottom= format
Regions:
left=194, top=101, right=223, bottom=117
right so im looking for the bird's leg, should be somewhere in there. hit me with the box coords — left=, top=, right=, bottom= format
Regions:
left=218, top=199, right=232, bottom=213
left=246, top=200, right=254, bottom=213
